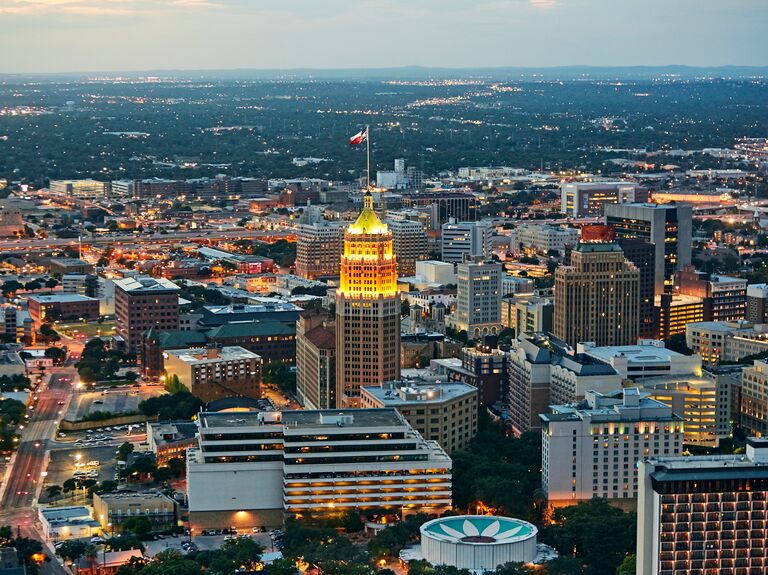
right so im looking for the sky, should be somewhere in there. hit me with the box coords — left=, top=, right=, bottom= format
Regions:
left=1, top=0, right=766, bottom=74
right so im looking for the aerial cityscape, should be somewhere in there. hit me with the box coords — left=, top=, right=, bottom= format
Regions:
left=1, top=2, right=768, bottom=575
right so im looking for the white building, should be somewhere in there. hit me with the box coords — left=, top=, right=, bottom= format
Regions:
left=49, top=179, right=108, bottom=199
left=441, top=220, right=493, bottom=264
left=501, top=275, right=534, bottom=297
left=415, top=261, right=456, bottom=286
left=541, top=388, right=684, bottom=506
left=560, top=181, right=648, bottom=217
left=577, top=340, right=702, bottom=380
left=187, top=409, right=452, bottom=530
left=515, top=223, right=579, bottom=256
left=637, top=438, right=768, bottom=575
left=449, top=259, right=502, bottom=339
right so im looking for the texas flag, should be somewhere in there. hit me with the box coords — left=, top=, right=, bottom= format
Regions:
left=349, top=127, right=368, bottom=146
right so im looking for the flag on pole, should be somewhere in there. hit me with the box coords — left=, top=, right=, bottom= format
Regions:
left=348, top=127, right=368, bottom=146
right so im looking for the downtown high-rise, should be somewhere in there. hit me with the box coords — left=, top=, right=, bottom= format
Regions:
left=335, top=192, right=401, bottom=407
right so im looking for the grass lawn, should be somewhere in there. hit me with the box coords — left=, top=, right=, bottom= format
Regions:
left=58, top=321, right=115, bottom=338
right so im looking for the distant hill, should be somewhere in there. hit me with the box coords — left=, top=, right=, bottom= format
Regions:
left=2, top=65, right=768, bottom=82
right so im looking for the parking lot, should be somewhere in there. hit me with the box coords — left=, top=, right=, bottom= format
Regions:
left=41, top=445, right=121, bottom=504
left=143, top=532, right=275, bottom=556
left=66, top=387, right=162, bottom=421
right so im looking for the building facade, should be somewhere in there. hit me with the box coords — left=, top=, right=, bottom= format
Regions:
left=674, top=267, right=747, bottom=323
left=294, top=215, right=346, bottom=280
left=27, top=294, right=99, bottom=327
left=654, top=294, right=705, bottom=340
left=163, top=345, right=262, bottom=403
left=335, top=192, right=401, bottom=407
left=740, top=359, right=768, bottom=437
left=541, top=388, right=683, bottom=507
left=441, top=220, right=493, bottom=264
left=114, top=276, right=180, bottom=352
left=637, top=439, right=768, bottom=575
left=295, top=312, right=336, bottom=409
left=92, top=491, right=177, bottom=532
left=450, top=259, right=502, bottom=339
left=560, top=181, right=648, bottom=217
left=388, top=218, right=429, bottom=277
left=605, top=202, right=693, bottom=295
left=553, top=226, right=640, bottom=348
left=186, top=409, right=452, bottom=529
left=746, top=283, right=768, bottom=324
left=360, top=381, right=478, bottom=454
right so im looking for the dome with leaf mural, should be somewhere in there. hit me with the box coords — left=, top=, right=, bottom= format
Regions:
left=420, top=515, right=538, bottom=571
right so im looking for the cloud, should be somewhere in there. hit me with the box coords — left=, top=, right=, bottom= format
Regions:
left=0, top=0, right=221, bottom=16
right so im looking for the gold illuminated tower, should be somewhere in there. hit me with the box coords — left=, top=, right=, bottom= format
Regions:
left=336, top=192, right=401, bottom=407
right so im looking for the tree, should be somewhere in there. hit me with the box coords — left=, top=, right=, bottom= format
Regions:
left=44, top=347, right=67, bottom=366
left=141, top=550, right=202, bottom=575
left=117, top=441, right=135, bottom=461
left=62, top=478, right=78, bottom=493
left=45, top=484, right=62, bottom=501
left=664, top=333, right=693, bottom=355
left=545, top=498, right=636, bottom=575
left=164, top=374, right=188, bottom=394
left=615, top=555, right=636, bottom=575
left=56, top=540, right=87, bottom=562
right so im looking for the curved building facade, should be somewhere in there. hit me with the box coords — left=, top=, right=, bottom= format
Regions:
left=420, top=515, right=537, bottom=572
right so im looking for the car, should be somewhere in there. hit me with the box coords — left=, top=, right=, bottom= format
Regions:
left=57, top=401, right=65, bottom=406
left=58, top=432, right=66, bottom=438
left=223, top=535, right=233, bottom=541
left=90, top=537, right=106, bottom=544
left=237, top=534, right=249, bottom=540
left=93, top=400, right=103, bottom=404
left=251, top=527, right=261, bottom=533
left=87, top=460, right=99, bottom=466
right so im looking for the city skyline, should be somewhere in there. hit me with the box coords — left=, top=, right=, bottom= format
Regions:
left=1, top=0, right=766, bottom=74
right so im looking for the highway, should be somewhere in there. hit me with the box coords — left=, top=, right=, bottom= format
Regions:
left=0, top=229, right=295, bottom=253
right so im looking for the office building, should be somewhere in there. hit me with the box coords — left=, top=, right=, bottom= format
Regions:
left=740, top=359, right=768, bottom=437
left=62, top=273, right=100, bottom=298
left=605, top=202, right=693, bottom=295
left=186, top=409, right=452, bottom=529
left=49, top=179, right=108, bottom=199
left=335, top=192, right=401, bottom=407
left=414, top=260, right=456, bottom=286
left=402, top=192, right=477, bottom=224
left=501, top=295, right=554, bottom=335
left=553, top=226, right=640, bottom=347
left=163, top=345, right=262, bottom=403
left=541, top=388, right=683, bottom=507
left=92, top=491, right=177, bottom=532
left=507, top=333, right=624, bottom=435
left=196, top=302, right=302, bottom=328
left=515, top=223, right=579, bottom=256
left=294, top=209, right=346, bottom=280
left=27, top=294, right=100, bottom=327
left=114, top=276, right=180, bottom=352
left=295, top=312, right=336, bottom=409
left=654, top=294, right=705, bottom=340
left=674, top=267, right=747, bottom=322
left=388, top=218, right=429, bottom=276
left=449, top=259, right=502, bottom=339
left=441, top=220, right=493, bottom=264
left=501, top=275, right=535, bottom=297
left=560, top=181, right=648, bottom=217
left=360, top=381, right=478, bottom=454
left=747, top=283, right=768, bottom=324
left=637, top=438, right=768, bottom=575
left=617, top=237, right=656, bottom=339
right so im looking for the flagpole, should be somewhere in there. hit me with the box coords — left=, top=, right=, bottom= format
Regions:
left=366, top=124, right=371, bottom=190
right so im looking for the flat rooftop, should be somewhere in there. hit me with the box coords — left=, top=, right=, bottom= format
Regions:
left=165, top=346, right=259, bottom=364
left=282, top=409, right=405, bottom=430
left=114, top=276, right=179, bottom=293
left=361, top=382, right=476, bottom=405
left=582, top=344, right=684, bottom=364
left=28, top=293, right=97, bottom=304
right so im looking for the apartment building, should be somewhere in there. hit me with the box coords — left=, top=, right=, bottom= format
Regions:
left=114, top=276, right=180, bottom=352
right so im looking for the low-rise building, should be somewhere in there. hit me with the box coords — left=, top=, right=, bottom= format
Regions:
left=740, top=359, right=768, bottom=437
left=541, top=388, right=683, bottom=507
left=27, top=294, right=100, bottom=327
left=360, top=381, right=478, bottom=454
left=163, top=345, right=262, bottom=403
left=515, top=223, right=579, bottom=256
left=92, top=491, right=177, bottom=532
left=77, top=550, right=144, bottom=575
left=686, top=320, right=768, bottom=365
left=654, top=293, right=705, bottom=340
left=146, top=421, right=198, bottom=466
left=38, top=505, right=101, bottom=541
left=438, top=347, right=507, bottom=406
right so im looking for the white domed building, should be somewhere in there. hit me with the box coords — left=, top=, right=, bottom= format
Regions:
left=419, top=515, right=538, bottom=572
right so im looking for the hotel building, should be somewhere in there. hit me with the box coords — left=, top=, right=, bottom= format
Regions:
left=335, top=192, right=401, bottom=407
left=186, top=409, right=452, bottom=529
left=637, top=438, right=768, bottom=575
left=541, top=388, right=683, bottom=507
